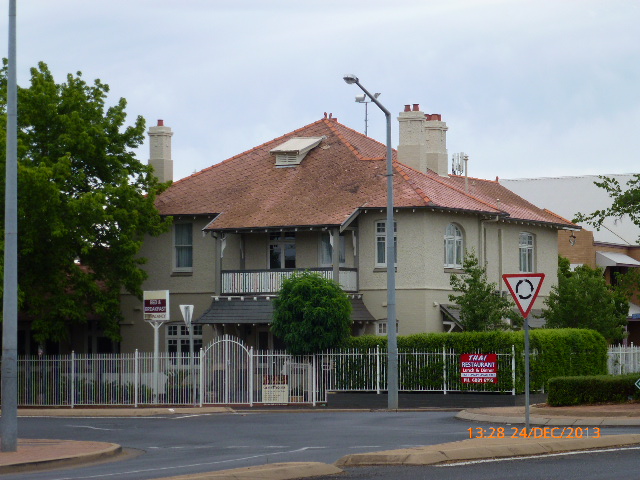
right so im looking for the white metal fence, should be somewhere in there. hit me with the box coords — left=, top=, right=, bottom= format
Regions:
left=13, top=336, right=523, bottom=407
left=608, top=344, right=640, bottom=375
left=13, top=337, right=631, bottom=408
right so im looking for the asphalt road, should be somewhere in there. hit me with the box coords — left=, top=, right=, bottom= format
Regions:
left=7, top=411, right=640, bottom=480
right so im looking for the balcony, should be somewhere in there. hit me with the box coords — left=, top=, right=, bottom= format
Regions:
left=221, top=268, right=358, bottom=294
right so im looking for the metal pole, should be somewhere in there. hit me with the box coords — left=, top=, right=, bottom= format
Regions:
left=1, top=0, right=19, bottom=452
left=524, top=315, right=530, bottom=432
left=153, top=322, right=160, bottom=404
left=189, top=326, right=195, bottom=405
left=345, top=77, right=397, bottom=410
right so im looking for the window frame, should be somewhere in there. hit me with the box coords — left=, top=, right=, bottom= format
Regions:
left=174, top=223, right=193, bottom=272
left=320, top=232, right=346, bottom=267
left=269, top=232, right=296, bottom=269
left=166, top=324, right=203, bottom=365
left=519, top=231, right=535, bottom=273
left=444, top=223, right=464, bottom=269
left=375, top=220, right=397, bottom=268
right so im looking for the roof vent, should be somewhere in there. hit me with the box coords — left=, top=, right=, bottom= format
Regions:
left=270, top=136, right=325, bottom=167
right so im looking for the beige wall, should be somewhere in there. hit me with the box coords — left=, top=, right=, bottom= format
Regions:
left=357, top=210, right=559, bottom=334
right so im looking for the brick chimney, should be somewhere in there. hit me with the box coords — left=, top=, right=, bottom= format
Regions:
left=148, top=119, right=173, bottom=182
left=397, top=105, right=448, bottom=176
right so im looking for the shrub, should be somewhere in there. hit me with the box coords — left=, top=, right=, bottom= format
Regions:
left=548, top=374, right=640, bottom=406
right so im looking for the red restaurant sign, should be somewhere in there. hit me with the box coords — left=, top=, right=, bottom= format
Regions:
left=460, top=353, right=498, bottom=383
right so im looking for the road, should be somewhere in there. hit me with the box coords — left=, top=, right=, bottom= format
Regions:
left=7, top=411, right=640, bottom=480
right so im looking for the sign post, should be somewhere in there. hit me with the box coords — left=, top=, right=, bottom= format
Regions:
left=180, top=305, right=196, bottom=406
left=503, top=273, right=545, bottom=432
left=144, top=290, right=170, bottom=404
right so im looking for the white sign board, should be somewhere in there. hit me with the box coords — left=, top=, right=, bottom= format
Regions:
left=143, top=290, right=170, bottom=321
left=502, top=274, right=545, bottom=319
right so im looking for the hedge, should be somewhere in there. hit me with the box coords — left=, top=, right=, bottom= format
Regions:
left=547, top=374, right=640, bottom=406
left=345, top=329, right=607, bottom=393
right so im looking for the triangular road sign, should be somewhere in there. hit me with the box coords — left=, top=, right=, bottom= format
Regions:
left=502, top=273, right=545, bottom=319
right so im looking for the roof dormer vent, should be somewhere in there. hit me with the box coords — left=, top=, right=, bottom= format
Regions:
left=270, top=136, right=325, bottom=167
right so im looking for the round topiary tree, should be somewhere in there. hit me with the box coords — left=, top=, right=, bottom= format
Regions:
left=271, top=271, right=353, bottom=355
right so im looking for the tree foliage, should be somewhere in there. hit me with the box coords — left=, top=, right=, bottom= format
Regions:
left=542, top=256, right=627, bottom=343
left=448, top=251, right=521, bottom=331
left=574, top=175, right=640, bottom=230
left=271, top=272, right=352, bottom=355
left=0, top=60, right=171, bottom=344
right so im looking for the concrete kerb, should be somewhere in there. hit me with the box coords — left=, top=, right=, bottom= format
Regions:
left=149, top=462, right=342, bottom=480
left=455, top=410, right=640, bottom=426
left=336, top=434, right=640, bottom=467
left=0, top=440, right=122, bottom=474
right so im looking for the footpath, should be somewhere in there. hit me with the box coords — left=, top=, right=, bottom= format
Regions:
left=0, top=403, right=639, bottom=480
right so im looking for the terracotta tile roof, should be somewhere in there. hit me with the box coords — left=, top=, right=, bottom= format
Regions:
left=154, top=117, right=575, bottom=231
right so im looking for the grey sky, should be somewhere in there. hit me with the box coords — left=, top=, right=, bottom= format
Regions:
left=3, top=0, right=639, bottom=182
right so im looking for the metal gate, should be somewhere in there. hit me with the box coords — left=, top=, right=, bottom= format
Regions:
left=200, top=335, right=252, bottom=405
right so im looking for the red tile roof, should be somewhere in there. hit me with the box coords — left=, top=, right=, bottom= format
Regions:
left=154, top=117, right=575, bottom=231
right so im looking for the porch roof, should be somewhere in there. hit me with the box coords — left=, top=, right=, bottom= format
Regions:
left=195, top=295, right=376, bottom=325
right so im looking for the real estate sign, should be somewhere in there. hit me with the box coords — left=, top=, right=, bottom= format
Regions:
left=143, top=290, right=170, bottom=321
left=460, top=353, right=498, bottom=383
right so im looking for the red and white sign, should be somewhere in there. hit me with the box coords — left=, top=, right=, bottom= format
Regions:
left=502, top=273, right=545, bottom=319
left=460, top=353, right=498, bottom=383
left=143, top=290, right=170, bottom=321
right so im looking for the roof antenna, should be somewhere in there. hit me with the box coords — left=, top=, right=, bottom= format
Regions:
left=355, top=92, right=381, bottom=136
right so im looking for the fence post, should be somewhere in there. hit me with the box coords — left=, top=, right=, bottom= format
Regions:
left=511, top=345, right=516, bottom=395
left=134, top=350, right=139, bottom=408
left=249, top=347, right=254, bottom=407
left=199, top=348, right=204, bottom=407
left=376, top=345, right=381, bottom=394
left=443, top=347, right=447, bottom=395
left=70, top=351, right=75, bottom=408
left=312, top=354, right=317, bottom=407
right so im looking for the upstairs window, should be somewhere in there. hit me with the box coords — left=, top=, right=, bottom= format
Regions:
left=269, top=232, right=296, bottom=269
left=375, top=221, right=397, bottom=268
left=519, top=232, right=535, bottom=273
left=321, top=232, right=346, bottom=266
left=444, top=223, right=464, bottom=269
left=174, top=223, right=193, bottom=271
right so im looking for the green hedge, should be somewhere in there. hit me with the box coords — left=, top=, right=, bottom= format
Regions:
left=345, top=329, right=607, bottom=393
left=548, top=374, right=640, bottom=406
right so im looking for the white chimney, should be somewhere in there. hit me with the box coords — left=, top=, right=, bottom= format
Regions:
left=397, top=104, right=448, bottom=176
left=148, top=119, right=173, bottom=182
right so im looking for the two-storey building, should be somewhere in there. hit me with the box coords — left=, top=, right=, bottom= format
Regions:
left=119, top=106, right=575, bottom=353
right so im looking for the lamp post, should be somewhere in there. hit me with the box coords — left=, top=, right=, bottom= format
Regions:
left=343, top=75, right=397, bottom=410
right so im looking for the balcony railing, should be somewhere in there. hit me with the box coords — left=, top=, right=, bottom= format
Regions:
left=221, top=268, right=358, bottom=294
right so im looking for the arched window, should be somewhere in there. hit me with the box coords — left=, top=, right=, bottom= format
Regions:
left=519, top=232, right=535, bottom=272
left=444, top=223, right=464, bottom=269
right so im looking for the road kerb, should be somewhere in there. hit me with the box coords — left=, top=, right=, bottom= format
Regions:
left=336, top=434, right=640, bottom=467
left=149, top=462, right=342, bottom=480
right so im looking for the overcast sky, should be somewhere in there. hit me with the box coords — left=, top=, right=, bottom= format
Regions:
left=2, top=0, right=639, bottom=182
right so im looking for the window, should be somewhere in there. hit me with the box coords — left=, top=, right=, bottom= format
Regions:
left=519, top=232, right=535, bottom=273
left=167, top=324, right=203, bottom=364
left=269, top=232, right=296, bottom=269
left=444, top=223, right=464, bottom=269
left=376, top=320, right=398, bottom=336
left=321, top=232, right=346, bottom=266
left=375, top=221, right=397, bottom=268
left=174, top=223, right=193, bottom=270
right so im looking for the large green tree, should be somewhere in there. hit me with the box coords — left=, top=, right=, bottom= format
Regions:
left=574, top=175, right=640, bottom=228
left=0, top=60, right=171, bottom=344
left=542, top=256, right=627, bottom=343
left=449, top=251, right=521, bottom=331
left=271, top=272, right=352, bottom=355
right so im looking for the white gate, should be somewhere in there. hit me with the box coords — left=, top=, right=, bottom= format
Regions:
left=200, top=335, right=252, bottom=405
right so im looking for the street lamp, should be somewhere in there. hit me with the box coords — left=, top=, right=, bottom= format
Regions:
left=343, top=74, right=398, bottom=410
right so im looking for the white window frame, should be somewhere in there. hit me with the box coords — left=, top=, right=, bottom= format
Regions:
left=444, top=223, right=464, bottom=269
left=174, top=223, right=193, bottom=272
left=375, top=221, right=397, bottom=268
left=320, top=232, right=346, bottom=267
left=269, top=232, right=296, bottom=269
left=376, top=320, right=398, bottom=336
left=519, top=232, right=535, bottom=273
left=166, top=324, right=203, bottom=365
